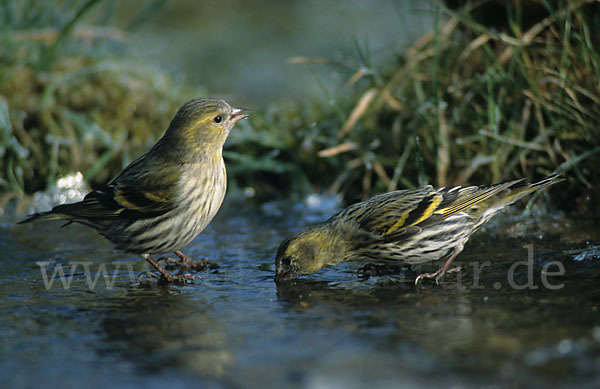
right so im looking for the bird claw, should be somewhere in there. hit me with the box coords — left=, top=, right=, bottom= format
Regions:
left=158, top=256, right=181, bottom=269
left=137, top=271, right=161, bottom=281
left=140, top=252, right=212, bottom=286
left=165, top=272, right=200, bottom=284
left=414, top=266, right=462, bottom=286
left=137, top=270, right=198, bottom=284
left=180, top=257, right=218, bottom=272
left=160, top=254, right=219, bottom=272
left=445, top=266, right=462, bottom=275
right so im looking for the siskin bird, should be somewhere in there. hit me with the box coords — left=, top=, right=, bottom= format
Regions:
left=19, top=97, right=249, bottom=283
left=275, top=174, right=565, bottom=284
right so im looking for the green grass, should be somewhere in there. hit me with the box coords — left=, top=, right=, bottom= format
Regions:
left=228, top=1, right=599, bottom=207
left=1, top=0, right=598, bottom=214
left=0, top=0, right=193, bottom=210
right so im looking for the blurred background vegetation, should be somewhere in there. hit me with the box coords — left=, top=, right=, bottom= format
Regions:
left=0, top=0, right=598, bottom=217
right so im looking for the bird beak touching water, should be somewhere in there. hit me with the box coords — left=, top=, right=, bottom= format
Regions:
left=274, top=270, right=294, bottom=284
left=231, top=107, right=250, bottom=123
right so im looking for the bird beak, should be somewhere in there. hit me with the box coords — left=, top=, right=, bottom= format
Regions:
left=230, top=107, right=250, bottom=122
left=274, top=270, right=295, bottom=283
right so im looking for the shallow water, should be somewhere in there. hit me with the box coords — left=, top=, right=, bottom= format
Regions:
left=1, top=197, right=599, bottom=388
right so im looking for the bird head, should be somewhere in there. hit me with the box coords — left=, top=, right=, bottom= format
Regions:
left=163, top=97, right=249, bottom=156
left=275, top=225, right=333, bottom=283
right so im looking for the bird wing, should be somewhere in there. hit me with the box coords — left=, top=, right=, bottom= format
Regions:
left=107, top=154, right=183, bottom=218
left=111, top=182, right=177, bottom=217
left=51, top=155, right=183, bottom=221
left=351, top=179, right=524, bottom=242
left=349, top=186, right=439, bottom=240
left=428, top=178, right=524, bottom=220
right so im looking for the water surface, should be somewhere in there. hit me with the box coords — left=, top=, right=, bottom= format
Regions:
left=1, top=198, right=599, bottom=388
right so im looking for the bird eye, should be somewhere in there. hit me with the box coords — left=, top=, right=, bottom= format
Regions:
left=281, top=256, right=293, bottom=267
left=214, top=115, right=222, bottom=123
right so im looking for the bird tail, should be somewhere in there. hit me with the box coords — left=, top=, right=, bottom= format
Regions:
left=500, top=173, right=565, bottom=206
left=17, top=205, right=75, bottom=225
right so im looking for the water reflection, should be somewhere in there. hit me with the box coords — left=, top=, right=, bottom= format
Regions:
left=98, top=289, right=234, bottom=379
left=273, top=249, right=600, bottom=386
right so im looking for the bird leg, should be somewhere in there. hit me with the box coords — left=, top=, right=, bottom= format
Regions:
left=414, top=248, right=462, bottom=286
left=143, top=253, right=174, bottom=281
left=141, top=253, right=198, bottom=284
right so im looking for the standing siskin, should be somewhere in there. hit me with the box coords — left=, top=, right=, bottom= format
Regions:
left=20, top=97, right=249, bottom=283
left=275, top=174, right=564, bottom=284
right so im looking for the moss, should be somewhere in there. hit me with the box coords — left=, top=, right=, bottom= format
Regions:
left=0, top=1, right=193, bottom=199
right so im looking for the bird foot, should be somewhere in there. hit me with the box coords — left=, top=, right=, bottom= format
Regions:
left=137, top=271, right=161, bottom=281
left=137, top=270, right=199, bottom=284
left=141, top=253, right=201, bottom=285
left=159, top=256, right=182, bottom=269
left=162, top=272, right=199, bottom=284
left=160, top=251, right=219, bottom=272
left=160, top=257, right=218, bottom=272
left=414, top=266, right=462, bottom=286
left=414, top=248, right=462, bottom=286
